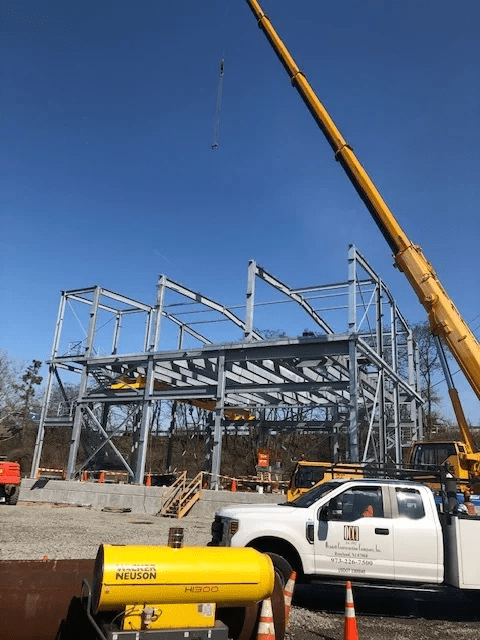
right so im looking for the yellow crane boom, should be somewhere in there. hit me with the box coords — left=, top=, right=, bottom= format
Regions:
left=246, top=0, right=480, bottom=451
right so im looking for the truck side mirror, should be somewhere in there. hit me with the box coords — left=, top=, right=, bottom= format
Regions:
left=319, top=498, right=343, bottom=521
left=318, top=505, right=329, bottom=521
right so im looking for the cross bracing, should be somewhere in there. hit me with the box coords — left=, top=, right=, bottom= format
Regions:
left=31, top=247, right=423, bottom=485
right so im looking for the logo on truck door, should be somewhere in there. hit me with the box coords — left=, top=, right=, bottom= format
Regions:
left=344, top=525, right=359, bottom=541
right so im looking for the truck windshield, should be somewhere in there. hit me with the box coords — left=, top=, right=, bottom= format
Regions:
left=285, top=481, right=342, bottom=507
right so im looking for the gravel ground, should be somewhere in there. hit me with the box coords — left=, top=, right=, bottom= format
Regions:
left=2, top=502, right=480, bottom=640
left=0, top=502, right=212, bottom=560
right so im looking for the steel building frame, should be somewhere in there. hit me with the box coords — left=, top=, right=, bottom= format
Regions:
left=31, top=246, right=423, bottom=485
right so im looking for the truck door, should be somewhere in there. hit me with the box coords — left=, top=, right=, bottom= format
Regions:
left=391, top=486, right=443, bottom=583
left=314, top=485, right=395, bottom=580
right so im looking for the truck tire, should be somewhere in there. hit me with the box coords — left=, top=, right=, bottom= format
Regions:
left=265, top=552, right=293, bottom=588
left=6, top=484, right=20, bottom=506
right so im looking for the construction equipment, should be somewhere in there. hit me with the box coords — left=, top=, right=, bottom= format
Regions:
left=3, top=527, right=287, bottom=640
left=81, top=529, right=285, bottom=640
left=0, top=457, right=21, bottom=505
left=287, top=460, right=365, bottom=502
left=246, top=0, right=480, bottom=486
left=406, top=337, right=480, bottom=489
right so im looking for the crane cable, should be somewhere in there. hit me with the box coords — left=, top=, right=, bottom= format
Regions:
left=211, top=58, right=225, bottom=150
left=211, top=0, right=230, bottom=150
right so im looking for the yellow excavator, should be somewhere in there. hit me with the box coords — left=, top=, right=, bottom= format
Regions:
left=246, top=0, right=480, bottom=488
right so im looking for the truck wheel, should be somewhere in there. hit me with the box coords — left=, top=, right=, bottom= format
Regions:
left=265, top=552, right=293, bottom=587
left=6, top=485, right=20, bottom=506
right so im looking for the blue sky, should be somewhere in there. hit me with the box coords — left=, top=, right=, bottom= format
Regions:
left=1, top=1, right=479, bottom=419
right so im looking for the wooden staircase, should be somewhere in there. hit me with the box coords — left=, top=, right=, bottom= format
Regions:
left=158, top=471, right=203, bottom=519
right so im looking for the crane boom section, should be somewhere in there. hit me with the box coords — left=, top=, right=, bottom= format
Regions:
left=246, top=0, right=480, bottom=401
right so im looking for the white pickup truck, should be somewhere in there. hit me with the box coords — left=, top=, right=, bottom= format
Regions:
left=210, top=478, right=480, bottom=593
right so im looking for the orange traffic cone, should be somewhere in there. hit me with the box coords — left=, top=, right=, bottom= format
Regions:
left=256, top=597, right=275, bottom=640
left=344, top=581, right=358, bottom=640
left=231, top=478, right=237, bottom=492
left=82, top=470, right=88, bottom=482
left=145, top=474, right=152, bottom=487
left=98, top=472, right=105, bottom=484
left=284, top=570, right=297, bottom=631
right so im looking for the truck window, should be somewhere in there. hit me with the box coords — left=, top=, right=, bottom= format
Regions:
left=332, top=487, right=384, bottom=521
left=396, top=488, right=425, bottom=519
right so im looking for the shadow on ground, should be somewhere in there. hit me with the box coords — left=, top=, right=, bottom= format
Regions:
left=294, top=582, right=480, bottom=621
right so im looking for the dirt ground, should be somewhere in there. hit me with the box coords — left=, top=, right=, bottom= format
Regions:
left=2, top=502, right=480, bottom=640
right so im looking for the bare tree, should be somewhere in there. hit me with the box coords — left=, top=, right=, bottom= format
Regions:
left=0, top=351, right=27, bottom=439
left=412, top=322, right=445, bottom=435
left=12, top=360, right=42, bottom=433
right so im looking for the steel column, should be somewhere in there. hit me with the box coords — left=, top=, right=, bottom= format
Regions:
left=211, top=354, right=226, bottom=490
left=151, top=275, right=166, bottom=351
left=376, top=278, right=386, bottom=463
left=244, top=260, right=256, bottom=340
left=390, top=302, right=402, bottom=464
left=30, top=292, right=67, bottom=478
left=414, top=340, right=424, bottom=441
left=348, top=244, right=357, bottom=333
left=348, top=337, right=359, bottom=462
left=132, top=357, right=155, bottom=484
left=66, top=286, right=101, bottom=479
left=111, top=312, right=122, bottom=355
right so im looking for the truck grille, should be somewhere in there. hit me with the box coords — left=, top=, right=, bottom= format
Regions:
left=209, top=515, right=224, bottom=546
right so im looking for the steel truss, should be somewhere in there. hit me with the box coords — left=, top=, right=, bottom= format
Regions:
left=31, top=247, right=423, bottom=485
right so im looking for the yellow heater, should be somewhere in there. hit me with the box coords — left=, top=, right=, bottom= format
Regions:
left=92, top=544, right=274, bottom=623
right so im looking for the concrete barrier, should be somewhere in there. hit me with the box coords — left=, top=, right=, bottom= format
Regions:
left=190, top=488, right=284, bottom=519
left=19, top=479, right=285, bottom=517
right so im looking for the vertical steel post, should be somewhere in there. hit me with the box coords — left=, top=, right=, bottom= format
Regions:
left=347, top=246, right=359, bottom=461
left=390, top=302, right=402, bottom=464
left=111, top=312, right=122, bottom=355
left=132, top=357, right=155, bottom=484
left=348, top=338, right=359, bottom=462
left=66, top=287, right=102, bottom=479
left=203, top=418, right=213, bottom=484
left=165, top=327, right=184, bottom=473
left=376, top=278, right=386, bottom=464
left=347, top=245, right=357, bottom=334
left=151, top=275, right=166, bottom=351
left=144, top=308, right=153, bottom=353
left=165, top=401, right=177, bottom=474
left=211, top=354, right=226, bottom=490
left=244, top=260, right=257, bottom=341
left=332, top=425, right=339, bottom=462
left=30, top=292, right=67, bottom=478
